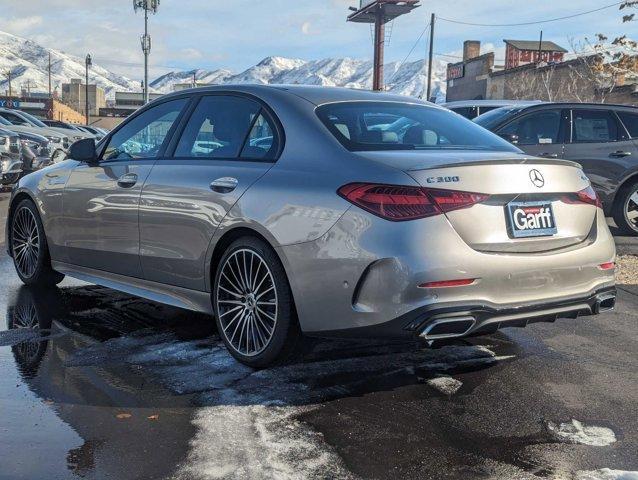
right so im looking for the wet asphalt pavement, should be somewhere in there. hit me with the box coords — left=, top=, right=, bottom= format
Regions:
left=0, top=189, right=637, bottom=480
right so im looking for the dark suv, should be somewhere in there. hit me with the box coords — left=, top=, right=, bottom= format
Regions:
left=475, top=103, right=638, bottom=234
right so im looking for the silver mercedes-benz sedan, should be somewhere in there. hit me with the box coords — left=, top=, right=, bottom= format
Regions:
left=5, top=85, right=617, bottom=367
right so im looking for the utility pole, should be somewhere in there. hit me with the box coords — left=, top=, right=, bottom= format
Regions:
left=134, top=0, right=160, bottom=104
left=85, top=54, right=92, bottom=126
left=372, top=5, right=385, bottom=91
left=537, top=30, right=543, bottom=64
left=48, top=52, right=52, bottom=98
left=4, top=70, right=12, bottom=98
left=426, top=13, right=435, bottom=102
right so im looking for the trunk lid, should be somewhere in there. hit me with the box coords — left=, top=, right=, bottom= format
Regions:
left=359, top=151, right=597, bottom=253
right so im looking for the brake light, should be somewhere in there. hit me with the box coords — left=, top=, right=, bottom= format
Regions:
left=598, top=262, right=615, bottom=271
left=562, top=186, right=602, bottom=208
left=337, top=183, right=489, bottom=221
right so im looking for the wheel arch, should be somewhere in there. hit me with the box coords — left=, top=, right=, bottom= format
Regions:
left=611, top=172, right=638, bottom=211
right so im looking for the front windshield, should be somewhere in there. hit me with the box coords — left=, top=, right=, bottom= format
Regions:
left=316, top=102, right=519, bottom=152
left=474, top=106, right=524, bottom=130
left=18, top=111, right=49, bottom=128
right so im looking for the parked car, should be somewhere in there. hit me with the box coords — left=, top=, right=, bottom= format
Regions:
left=475, top=103, right=638, bottom=234
left=6, top=86, right=616, bottom=367
left=0, top=109, right=69, bottom=154
left=73, top=125, right=106, bottom=141
left=443, top=99, right=543, bottom=119
left=16, top=131, right=55, bottom=172
left=40, top=119, right=96, bottom=141
left=0, top=128, right=23, bottom=185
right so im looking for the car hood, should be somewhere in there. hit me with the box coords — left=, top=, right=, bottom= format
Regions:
left=1, top=124, right=66, bottom=140
left=45, top=126, right=92, bottom=139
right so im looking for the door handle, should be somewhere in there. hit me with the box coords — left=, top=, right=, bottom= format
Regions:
left=610, top=151, right=632, bottom=158
left=210, top=177, right=238, bottom=193
left=117, top=173, right=138, bottom=188
left=538, top=152, right=559, bottom=159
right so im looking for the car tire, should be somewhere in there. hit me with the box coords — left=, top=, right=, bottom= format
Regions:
left=10, top=199, right=65, bottom=286
left=213, top=236, right=300, bottom=368
left=613, top=180, right=638, bottom=236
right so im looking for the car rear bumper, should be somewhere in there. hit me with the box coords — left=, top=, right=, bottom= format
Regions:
left=311, top=286, right=617, bottom=340
left=279, top=207, right=616, bottom=336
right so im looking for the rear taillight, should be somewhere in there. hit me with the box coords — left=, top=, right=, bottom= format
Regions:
left=337, top=183, right=489, bottom=221
left=561, top=186, right=602, bottom=208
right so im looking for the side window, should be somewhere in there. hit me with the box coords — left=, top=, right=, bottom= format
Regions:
left=617, top=111, right=638, bottom=139
left=498, top=110, right=562, bottom=145
left=572, top=109, right=619, bottom=143
left=175, top=95, right=267, bottom=159
left=241, top=113, right=279, bottom=160
left=102, top=98, right=187, bottom=161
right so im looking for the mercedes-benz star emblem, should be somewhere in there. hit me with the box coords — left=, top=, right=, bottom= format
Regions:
left=529, top=169, right=545, bottom=188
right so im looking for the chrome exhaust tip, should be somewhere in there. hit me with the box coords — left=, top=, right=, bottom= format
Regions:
left=594, top=292, right=616, bottom=314
left=419, top=316, right=476, bottom=341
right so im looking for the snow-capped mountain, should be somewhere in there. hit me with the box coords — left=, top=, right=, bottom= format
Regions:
left=0, top=30, right=140, bottom=98
left=151, top=56, right=448, bottom=102
left=0, top=29, right=448, bottom=102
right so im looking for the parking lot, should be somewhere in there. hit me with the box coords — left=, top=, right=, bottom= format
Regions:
left=1, top=188, right=637, bottom=480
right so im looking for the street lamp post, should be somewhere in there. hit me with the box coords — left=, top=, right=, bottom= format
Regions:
left=134, top=0, right=160, bottom=105
left=85, top=54, right=92, bottom=126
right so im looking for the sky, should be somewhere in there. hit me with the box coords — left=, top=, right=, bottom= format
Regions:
left=0, top=0, right=631, bottom=81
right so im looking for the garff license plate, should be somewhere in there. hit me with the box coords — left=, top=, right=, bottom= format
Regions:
left=506, top=201, right=557, bottom=238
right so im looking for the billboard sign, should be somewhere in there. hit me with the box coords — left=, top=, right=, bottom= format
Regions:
left=0, top=99, right=20, bottom=108
left=447, top=64, right=464, bottom=81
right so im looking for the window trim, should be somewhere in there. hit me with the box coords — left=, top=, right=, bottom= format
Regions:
left=568, top=108, right=624, bottom=144
left=614, top=110, right=637, bottom=140
left=496, top=108, right=568, bottom=146
left=162, top=91, right=285, bottom=163
left=97, top=94, right=194, bottom=163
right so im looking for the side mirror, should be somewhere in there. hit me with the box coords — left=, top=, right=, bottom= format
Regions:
left=68, top=138, right=97, bottom=163
left=498, top=133, right=519, bottom=145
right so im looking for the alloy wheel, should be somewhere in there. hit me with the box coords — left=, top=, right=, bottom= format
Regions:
left=216, top=248, right=278, bottom=357
left=11, top=207, right=40, bottom=279
left=624, top=189, right=638, bottom=233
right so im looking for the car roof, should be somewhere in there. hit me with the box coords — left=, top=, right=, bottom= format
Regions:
left=159, top=84, right=433, bottom=107
left=442, top=99, right=544, bottom=108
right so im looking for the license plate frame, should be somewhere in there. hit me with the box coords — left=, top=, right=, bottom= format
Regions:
left=506, top=200, right=557, bottom=238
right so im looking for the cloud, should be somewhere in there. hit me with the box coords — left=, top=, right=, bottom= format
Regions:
left=0, top=16, right=43, bottom=33
left=180, top=48, right=203, bottom=60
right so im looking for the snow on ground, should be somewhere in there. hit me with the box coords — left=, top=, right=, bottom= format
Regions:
left=575, top=469, right=638, bottom=480
left=546, top=419, right=617, bottom=447
left=63, top=333, right=512, bottom=479
left=426, top=375, right=463, bottom=395
left=176, top=405, right=355, bottom=480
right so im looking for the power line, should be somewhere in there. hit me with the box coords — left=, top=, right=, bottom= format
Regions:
left=387, top=22, right=431, bottom=83
left=437, top=1, right=624, bottom=27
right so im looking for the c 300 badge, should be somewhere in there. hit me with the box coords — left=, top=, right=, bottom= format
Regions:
left=425, top=175, right=460, bottom=184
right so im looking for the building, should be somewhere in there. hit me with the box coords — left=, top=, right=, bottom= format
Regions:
left=99, top=91, right=164, bottom=119
left=445, top=39, right=638, bottom=106
left=0, top=95, right=86, bottom=123
left=445, top=41, right=497, bottom=102
left=61, top=79, right=106, bottom=116
left=504, top=39, right=567, bottom=70
left=114, top=91, right=164, bottom=110
left=172, top=82, right=212, bottom=92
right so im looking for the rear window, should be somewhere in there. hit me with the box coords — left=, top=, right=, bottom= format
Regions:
left=316, top=102, right=518, bottom=152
